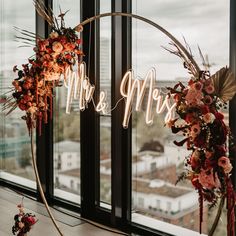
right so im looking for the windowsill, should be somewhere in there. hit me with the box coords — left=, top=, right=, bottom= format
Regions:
left=0, top=172, right=206, bottom=236
left=54, top=188, right=80, bottom=203
left=0, top=171, right=36, bottom=189
left=132, top=213, right=207, bottom=236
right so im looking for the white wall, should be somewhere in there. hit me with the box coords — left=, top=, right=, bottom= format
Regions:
left=56, top=174, right=80, bottom=193
left=133, top=187, right=198, bottom=214
left=54, top=151, right=80, bottom=171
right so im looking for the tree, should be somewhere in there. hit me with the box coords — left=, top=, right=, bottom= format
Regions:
left=19, top=144, right=31, bottom=168
left=134, top=112, right=170, bottom=148
left=54, top=111, right=80, bottom=142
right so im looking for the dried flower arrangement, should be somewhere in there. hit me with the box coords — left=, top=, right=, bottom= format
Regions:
left=3, top=0, right=83, bottom=136
left=3, top=2, right=83, bottom=235
left=12, top=203, right=37, bottom=236
left=166, top=42, right=236, bottom=235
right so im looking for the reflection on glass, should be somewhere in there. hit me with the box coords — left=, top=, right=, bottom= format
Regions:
left=0, top=1, right=36, bottom=188
left=99, top=0, right=111, bottom=206
left=100, top=116, right=111, bottom=204
left=53, top=0, right=80, bottom=203
left=132, top=1, right=229, bottom=235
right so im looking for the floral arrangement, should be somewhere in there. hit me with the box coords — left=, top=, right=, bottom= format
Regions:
left=3, top=2, right=83, bottom=135
left=166, top=43, right=236, bottom=235
left=12, top=203, right=37, bottom=236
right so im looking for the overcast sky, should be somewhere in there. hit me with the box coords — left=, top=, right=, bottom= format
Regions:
left=1, top=0, right=229, bottom=81
left=132, top=0, right=229, bottom=80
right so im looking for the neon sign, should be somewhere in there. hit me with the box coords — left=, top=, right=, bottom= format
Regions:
left=64, top=62, right=176, bottom=127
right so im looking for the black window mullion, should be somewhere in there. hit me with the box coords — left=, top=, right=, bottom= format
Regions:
left=111, top=0, right=132, bottom=228
left=35, top=0, right=54, bottom=203
left=229, top=0, right=236, bottom=191
left=80, top=0, right=100, bottom=219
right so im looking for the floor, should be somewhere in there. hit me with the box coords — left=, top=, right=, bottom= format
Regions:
left=0, top=187, right=127, bottom=236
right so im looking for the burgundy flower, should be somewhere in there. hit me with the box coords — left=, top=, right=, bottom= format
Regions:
left=200, top=105, right=210, bottom=114
left=214, top=112, right=224, bottom=120
left=194, top=81, right=203, bottom=91
left=190, top=150, right=201, bottom=170
left=204, top=95, right=213, bottom=105
left=191, top=177, right=202, bottom=189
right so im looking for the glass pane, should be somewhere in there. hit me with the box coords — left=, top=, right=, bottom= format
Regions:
left=0, top=1, right=36, bottom=188
left=100, top=116, right=111, bottom=205
left=99, top=0, right=112, bottom=207
left=53, top=0, right=81, bottom=203
left=132, top=1, right=229, bottom=235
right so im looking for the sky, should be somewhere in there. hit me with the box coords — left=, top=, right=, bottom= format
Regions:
left=1, top=0, right=230, bottom=82
left=132, top=0, right=230, bottom=80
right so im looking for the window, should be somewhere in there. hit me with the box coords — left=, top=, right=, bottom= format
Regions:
left=131, top=1, right=229, bottom=235
left=138, top=197, right=144, bottom=208
left=0, top=0, right=36, bottom=189
left=53, top=0, right=81, bottom=203
left=70, top=179, right=74, bottom=189
left=99, top=0, right=112, bottom=206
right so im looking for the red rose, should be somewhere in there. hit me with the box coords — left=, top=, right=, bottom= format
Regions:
left=26, top=216, right=36, bottom=225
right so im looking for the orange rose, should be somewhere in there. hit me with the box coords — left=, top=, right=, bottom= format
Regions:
left=52, top=41, right=63, bottom=53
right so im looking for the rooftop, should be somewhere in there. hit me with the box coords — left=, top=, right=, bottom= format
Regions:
left=132, top=179, right=191, bottom=198
left=139, top=140, right=164, bottom=153
left=59, top=168, right=110, bottom=180
left=59, top=168, right=80, bottom=177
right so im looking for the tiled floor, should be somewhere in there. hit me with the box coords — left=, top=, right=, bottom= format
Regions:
left=0, top=187, right=127, bottom=236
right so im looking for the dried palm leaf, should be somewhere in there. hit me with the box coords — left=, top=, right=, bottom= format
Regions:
left=211, top=67, right=236, bottom=102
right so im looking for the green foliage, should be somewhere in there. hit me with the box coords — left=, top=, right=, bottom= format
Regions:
left=54, top=111, right=80, bottom=142
left=19, top=144, right=31, bottom=168
left=135, top=112, right=169, bottom=148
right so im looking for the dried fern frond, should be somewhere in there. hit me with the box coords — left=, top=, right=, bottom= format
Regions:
left=13, top=26, right=43, bottom=40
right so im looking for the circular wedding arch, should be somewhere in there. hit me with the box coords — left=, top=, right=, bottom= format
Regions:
left=25, top=11, right=224, bottom=236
